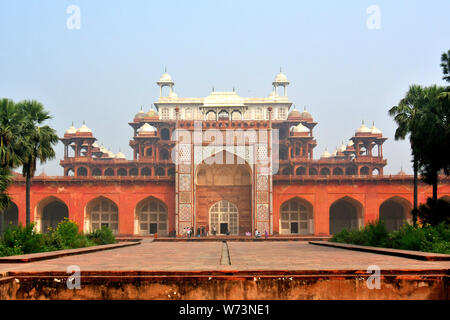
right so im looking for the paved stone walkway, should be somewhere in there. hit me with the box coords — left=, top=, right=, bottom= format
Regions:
left=1, top=242, right=449, bottom=274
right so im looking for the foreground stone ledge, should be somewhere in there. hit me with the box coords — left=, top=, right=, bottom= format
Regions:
left=0, top=269, right=448, bottom=300
left=309, top=241, right=450, bottom=261
left=0, top=241, right=141, bottom=264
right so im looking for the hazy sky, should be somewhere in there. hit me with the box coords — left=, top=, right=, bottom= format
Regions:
left=1, top=0, right=449, bottom=175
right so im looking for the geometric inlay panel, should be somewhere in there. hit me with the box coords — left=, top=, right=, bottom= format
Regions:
left=257, top=204, right=269, bottom=220
left=256, top=174, right=269, bottom=191
left=256, top=192, right=269, bottom=204
left=179, top=174, right=191, bottom=191
left=179, top=204, right=191, bottom=221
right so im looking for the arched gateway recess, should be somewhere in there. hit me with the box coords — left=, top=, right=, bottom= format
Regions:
left=280, top=198, right=314, bottom=234
left=329, top=197, right=363, bottom=234
left=379, top=197, right=412, bottom=232
left=36, top=197, right=69, bottom=233
left=0, top=202, right=18, bottom=234
left=136, top=197, right=168, bottom=236
left=209, top=200, right=238, bottom=235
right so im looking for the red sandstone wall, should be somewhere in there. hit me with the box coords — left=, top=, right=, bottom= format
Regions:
left=5, top=179, right=450, bottom=236
left=272, top=181, right=450, bottom=235
left=7, top=182, right=175, bottom=236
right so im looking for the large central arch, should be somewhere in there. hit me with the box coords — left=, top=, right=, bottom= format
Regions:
left=329, top=196, right=364, bottom=234
left=209, top=200, right=239, bottom=235
left=195, top=150, right=252, bottom=236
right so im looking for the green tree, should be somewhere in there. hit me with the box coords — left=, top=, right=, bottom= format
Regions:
left=16, top=100, right=59, bottom=226
left=388, top=85, right=427, bottom=226
left=412, top=85, right=448, bottom=203
left=0, top=98, right=23, bottom=211
left=441, top=49, right=450, bottom=83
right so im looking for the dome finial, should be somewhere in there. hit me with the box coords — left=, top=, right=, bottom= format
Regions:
left=280, top=67, right=282, bottom=73
left=164, top=66, right=167, bottom=73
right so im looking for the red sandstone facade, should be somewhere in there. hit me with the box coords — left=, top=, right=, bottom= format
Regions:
left=2, top=71, right=449, bottom=236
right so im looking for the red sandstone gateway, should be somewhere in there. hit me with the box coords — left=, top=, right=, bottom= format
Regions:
left=2, top=71, right=450, bottom=236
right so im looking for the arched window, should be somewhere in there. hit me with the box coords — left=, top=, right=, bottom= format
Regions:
left=360, top=166, right=370, bottom=175
left=296, top=167, right=306, bottom=176
left=77, top=167, right=88, bottom=176
left=218, top=110, right=229, bottom=120
left=136, top=198, right=168, bottom=236
left=210, top=200, right=238, bottom=235
left=141, top=167, right=151, bottom=176
left=320, top=168, right=330, bottom=176
left=280, top=198, right=314, bottom=234
left=117, top=168, right=127, bottom=176
left=168, top=168, right=175, bottom=176
left=104, top=168, right=114, bottom=176
left=281, top=167, right=292, bottom=175
left=66, top=168, right=75, bottom=176
left=333, top=167, right=343, bottom=175
left=155, top=167, right=165, bottom=176
left=345, top=166, right=357, bottom=176
left=86, top=197, right=118, bottom=234
left=129, top=168, right=138, bottom=176
left=145, top=148, right=153, bottom=157
left=372, top=168, right=380, bottom=176
left=206, top=111, right=216, bottom=120
left=309, top=168, right=318, bottom=176
left=231, top=111, right=242, bottom=120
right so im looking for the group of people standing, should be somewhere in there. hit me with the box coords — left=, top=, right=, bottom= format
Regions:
left=183, top=225, right=211, bottom=238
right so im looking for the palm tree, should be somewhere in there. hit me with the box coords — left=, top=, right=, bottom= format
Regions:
left=388, top=85, right=427, bottom=226
left=16, top=100, right=59, bottom=226
left=411, top=85, right=447, bottom=204
left=441, top=50, right=450, bottom=83
left=0, top=98, right=23, bottom=211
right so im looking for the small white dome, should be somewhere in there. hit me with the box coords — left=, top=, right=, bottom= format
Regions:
left=291, top=123, right=309, bottom=133
left=116, top=151, right=126, bottom=159
left=92, top=142, right=99, bottom=148
left=356, top=122, right=371, bottom=133
left=107, top=150, right=115, bottom=158
left=321, top=150, right=331, bottom=158
left=169, top=91, right=178, bottom=97
left=347, top=140, right=354, bottom=147
left=135, top=108, right=146, bottom=119
left=273, top=71, right=288, bottom=83
left=100, top=146, right=108, bottom=153
left=65, top=124, right=77, bottom=134
left=371, top=124, right=382, bottom=134
left=77, top=122, right=92, bottom=133
left=338, top=143, right=346, bottom=152
left=138, top=123, right=157, bottom=133
left=158, top=72, right=173, bottom=83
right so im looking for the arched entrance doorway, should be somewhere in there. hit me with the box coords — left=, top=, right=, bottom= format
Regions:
left=280, top=198, right=314, bottom=234
left=36, top=197, right=69, bottom=233
left=379, top=197, right=412, bottom=232
left=196, top=150, right=252, bottom=236
left=209, top=200, right=239, bottom=235
left=136, top=197, right=168, bottom=236
left=0, top=202, right=18, bottom=234
left=329, top=197, right=363, bottom=234
left=85, top=197, right=119, bottom=234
